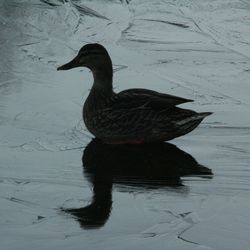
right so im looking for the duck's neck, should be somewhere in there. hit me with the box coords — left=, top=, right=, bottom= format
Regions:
left=91, top=66, right=113, bottom=98
left=83, top=60, right=114, bottom=125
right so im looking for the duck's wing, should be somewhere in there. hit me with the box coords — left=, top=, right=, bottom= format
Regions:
left=112, top=88, right=193, bottom=110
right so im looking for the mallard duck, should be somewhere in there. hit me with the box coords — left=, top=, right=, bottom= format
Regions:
left=58, top=43, right=212, bottom=144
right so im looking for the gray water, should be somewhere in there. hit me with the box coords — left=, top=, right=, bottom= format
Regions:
left=1, top=0, right=250, bottom=249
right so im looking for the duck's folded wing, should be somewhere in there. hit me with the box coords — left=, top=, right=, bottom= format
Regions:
left=112, top=88, right=193, bottom=110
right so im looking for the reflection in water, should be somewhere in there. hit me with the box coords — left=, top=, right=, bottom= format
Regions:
left=62, top=139, right=212, bottom=229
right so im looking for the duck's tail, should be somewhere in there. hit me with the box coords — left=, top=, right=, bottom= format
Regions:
left=176, top=112, right=212, bottom=135
left=176, top=112, right=212, bottom=126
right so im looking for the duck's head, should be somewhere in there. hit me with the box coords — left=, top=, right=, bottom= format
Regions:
left=57, top=43, right=112, bottom=72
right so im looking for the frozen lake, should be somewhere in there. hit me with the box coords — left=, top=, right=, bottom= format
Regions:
left=1, top=0, right=250, bottom=249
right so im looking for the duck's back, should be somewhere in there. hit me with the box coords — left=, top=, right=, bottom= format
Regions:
left=83, top=88, right=211, bottom=144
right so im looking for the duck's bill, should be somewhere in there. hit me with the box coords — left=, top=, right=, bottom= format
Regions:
left=57, top=58, right=79, bottom=71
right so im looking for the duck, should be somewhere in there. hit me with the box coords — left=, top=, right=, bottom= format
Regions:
left=57, top=43, right=212, bottom=144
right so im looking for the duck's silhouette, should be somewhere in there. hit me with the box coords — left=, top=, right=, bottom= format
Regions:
left=62, top=139, right=212, bottom=229
left=57, top=43, right=212, bottom=144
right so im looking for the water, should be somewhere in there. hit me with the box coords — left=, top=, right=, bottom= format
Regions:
left=1, top=0, right=250, bottom=249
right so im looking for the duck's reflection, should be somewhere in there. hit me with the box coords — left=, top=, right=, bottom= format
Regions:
left=62, top=139, right=212, bottom=229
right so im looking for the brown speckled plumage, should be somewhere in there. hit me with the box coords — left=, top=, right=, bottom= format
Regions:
left=58, top=43, right=212, bottom=144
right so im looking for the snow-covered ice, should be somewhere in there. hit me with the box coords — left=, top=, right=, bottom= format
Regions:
left=1, top=0, right=250, bottom=249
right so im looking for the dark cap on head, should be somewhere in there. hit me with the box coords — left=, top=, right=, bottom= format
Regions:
left=57, top=43, right=111, bottom=71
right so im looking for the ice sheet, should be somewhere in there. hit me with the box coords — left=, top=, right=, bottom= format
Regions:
left=1, top=0, right=250, bottom=249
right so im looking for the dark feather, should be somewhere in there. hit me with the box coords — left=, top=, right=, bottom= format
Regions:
left=108, top=88, right=193, bottom=112
left=84, top=88, right=211, bottom=142
left=118, top=88, right=193, bottom=106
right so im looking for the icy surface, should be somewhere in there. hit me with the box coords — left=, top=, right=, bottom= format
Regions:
left=1, top=0, right=250, bottom=249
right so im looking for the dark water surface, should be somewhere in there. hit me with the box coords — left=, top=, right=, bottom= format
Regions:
left=1, top=1, right=250, bottom=249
